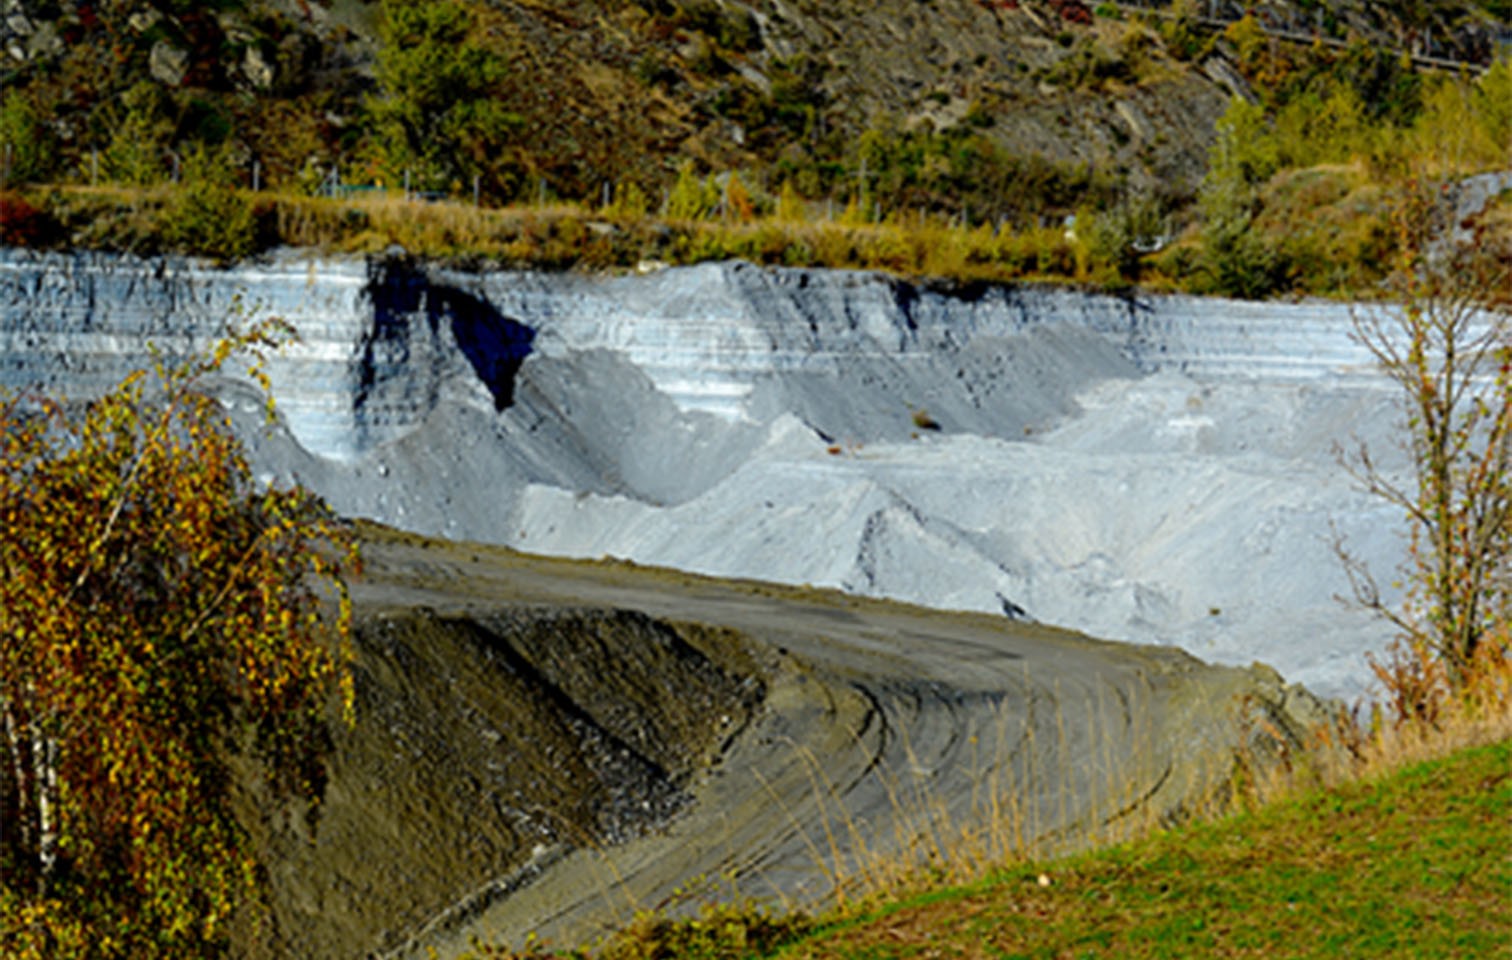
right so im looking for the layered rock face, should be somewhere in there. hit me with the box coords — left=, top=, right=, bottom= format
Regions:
left=0, top=249, right=1407, bottom=699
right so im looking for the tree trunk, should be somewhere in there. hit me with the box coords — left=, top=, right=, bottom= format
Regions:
left=1, top=696, right=37, bottom=889
left=32, top=727, right=56, bottom=893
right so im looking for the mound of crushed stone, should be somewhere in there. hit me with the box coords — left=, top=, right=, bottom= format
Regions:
left=1, top=251, right=1412, bottom=701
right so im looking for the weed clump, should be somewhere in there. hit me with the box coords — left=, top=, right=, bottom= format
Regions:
left=469, top=900, right=812, bottom=960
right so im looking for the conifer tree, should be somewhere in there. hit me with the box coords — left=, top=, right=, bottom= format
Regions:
left=370, top=0, right=517, bottom=195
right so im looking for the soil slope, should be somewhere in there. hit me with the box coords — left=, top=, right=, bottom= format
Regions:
left=246, top=523, right=1330, bottom=959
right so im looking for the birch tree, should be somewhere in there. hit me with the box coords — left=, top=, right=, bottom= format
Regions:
left=0, top=328, right=357, bottom=957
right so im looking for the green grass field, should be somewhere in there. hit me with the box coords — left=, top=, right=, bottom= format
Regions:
left=775, top=738, right=1511, bottom=960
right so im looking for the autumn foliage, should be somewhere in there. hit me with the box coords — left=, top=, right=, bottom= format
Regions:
left=0, top=328, right=357, bottom=957
left=1338, top=186, right=1512, bottom=725
left=0, top=194, right=52, bottom=248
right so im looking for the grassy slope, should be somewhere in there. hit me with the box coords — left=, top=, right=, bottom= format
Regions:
left=773, top=738, right=1511, bottom=959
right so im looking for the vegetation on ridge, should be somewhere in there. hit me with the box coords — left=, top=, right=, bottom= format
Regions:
left=0, top=1, right=1508, bottom=296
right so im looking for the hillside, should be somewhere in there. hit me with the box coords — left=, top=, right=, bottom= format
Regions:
left=2, top=0, right=1226, bottom=206
left=0, top=1, right=1506, bottom=301
left=2, top=1, right=1505, bottom=214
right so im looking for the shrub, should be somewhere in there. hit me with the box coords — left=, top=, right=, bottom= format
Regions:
left=468, top=899, right=812, bottom=960
left=0, top=193, right=54, bottom=247
left=167, top=145, right=256, bottom=261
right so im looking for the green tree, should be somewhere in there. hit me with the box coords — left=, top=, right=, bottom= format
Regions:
left=0, top=329, right=357, bottom=957
left=0, top=90, right=56, bottom=186
left=775, top=180, right=807, bottom=223
left=1272, top=85, right=1368, bottom=169
left=167, top=145, right=256, bottom=262
left=1412, top=59, right=1512, bottom=175
left=1337, top=189, right=1511, bottom=722
left=101, top=82, right=173, bottom=187
left=667, top=161, right=719, bottom=220
left=370, top=0, right=518, bottom=194
left=1199, top=97, right=1283, bottom=298
left=1088, top=191, right=1165, bottom=284
left=602, top=180, right=651, bottom=223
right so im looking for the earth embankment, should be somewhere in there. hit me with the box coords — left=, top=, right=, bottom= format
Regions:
left=257, top=525, right=1329, bottom=959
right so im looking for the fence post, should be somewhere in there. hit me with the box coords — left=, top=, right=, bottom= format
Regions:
left=473, top=174, right=480, bottom=207
left=252, top=159, right=260, bottom=193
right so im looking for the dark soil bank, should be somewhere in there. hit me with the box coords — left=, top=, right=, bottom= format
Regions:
left=237, top=524, right=1331, bottom=958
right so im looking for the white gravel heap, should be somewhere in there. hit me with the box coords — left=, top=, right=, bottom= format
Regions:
left=0, top=251, right=1420, bottom=701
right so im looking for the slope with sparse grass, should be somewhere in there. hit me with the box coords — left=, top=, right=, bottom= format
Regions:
left=473, top=730, right=1511, bottom=959
left=4, top=1, right=1508, bottom=297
